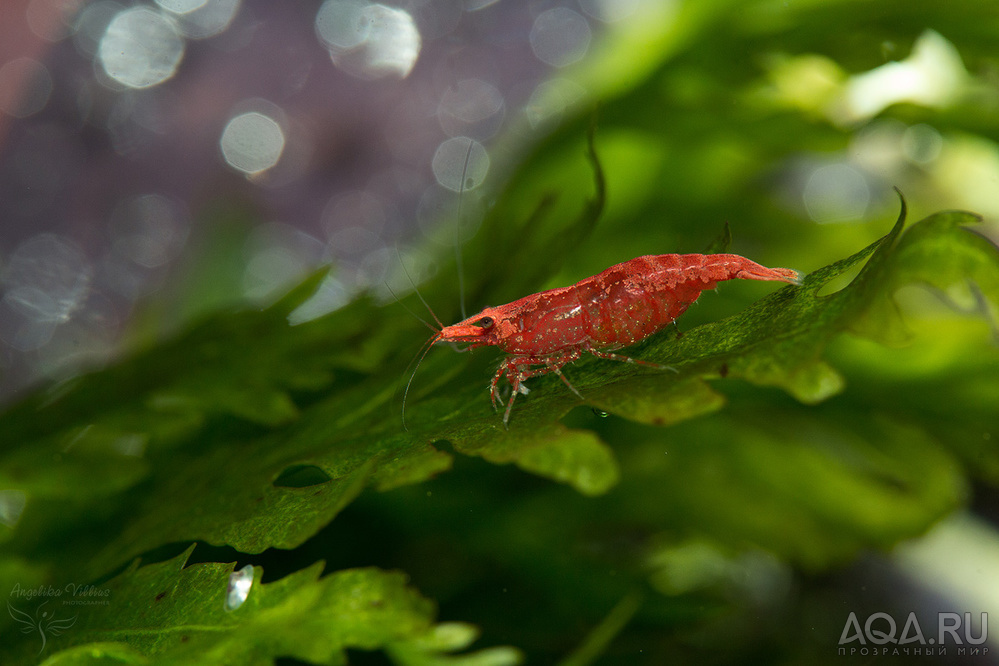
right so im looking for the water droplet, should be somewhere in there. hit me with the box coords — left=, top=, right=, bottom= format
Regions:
left=591, top=408, right=609, bottom=418
left=224, top=564, right=254, bottom=611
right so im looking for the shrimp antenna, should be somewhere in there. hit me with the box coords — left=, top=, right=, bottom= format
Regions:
left=384, top=280, right=439, bottom=335
left=454, top=138, right=474, bottom=320
left=392, top=246, right=445, bottom=330
left=401, top=333, right=438, bottom=431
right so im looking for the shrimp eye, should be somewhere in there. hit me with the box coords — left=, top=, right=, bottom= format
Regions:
left=474, top=316, right=494, bottom=328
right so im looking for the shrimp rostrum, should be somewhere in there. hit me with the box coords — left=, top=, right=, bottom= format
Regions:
left=421, top=253, right=801, bottom=427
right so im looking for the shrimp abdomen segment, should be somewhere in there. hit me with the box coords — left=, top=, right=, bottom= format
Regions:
left=496, top=253, right=799, bottom=356
left=581, top=253, right=799, bottom=347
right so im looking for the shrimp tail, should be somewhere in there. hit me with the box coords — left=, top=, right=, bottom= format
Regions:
left=731, top=264, right=802, bottom=285
left=692, top=254, right=802, bottom=286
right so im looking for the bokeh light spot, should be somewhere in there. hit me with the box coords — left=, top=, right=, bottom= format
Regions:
left=155, top=0, right=209, bottom=14
left=431, top=137, right=490, bottom=192
left=98, top=7, right=185, bottom=89
left=322, top=190, right=387, bottom=238
left=1, top=234, right=93, bottom=351
left=73, top=2, right=124, bottom=57
left=837, top=30, right=966, bottom=125
left=220, top=111, right=286, bottom=175
left=437, top=78, right=505, bottom=139
left=287, top=275, right=351, bottom=325
left=902, top=124, right=943, bottom=165
left=174, top=0, right=241, bottom=39
left=530, top=7, right=591, bottom=68
left=578, top=0, right=646, bottom=22
left=803, top=164, right=871, bottom=223
left=0, top=58, right=54, bottom=119
left=315, top=0, right=370, bottom=50
left=27, top=0, right=83, bottom=42
left=110, top=194, right=190, bottom=269
left=525, top=77, right=586, bottom=129
left=465, top=0, right=500, bottom=10
left=318, top=3, right=422, bottom=79
left=0, top=490, right=28, bottom=528
left=243, top=223, right=323, bottom=301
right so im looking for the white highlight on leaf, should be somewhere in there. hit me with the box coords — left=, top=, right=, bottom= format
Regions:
left=224, top=564, right=254, bottom=611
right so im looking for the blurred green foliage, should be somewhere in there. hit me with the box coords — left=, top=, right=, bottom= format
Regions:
left=3, top=0, right=999, bottom=664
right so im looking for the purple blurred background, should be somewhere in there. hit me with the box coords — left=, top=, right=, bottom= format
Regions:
left=0, top=0, right=618, bottom=402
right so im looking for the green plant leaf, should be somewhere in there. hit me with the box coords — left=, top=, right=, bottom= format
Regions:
left=5, top=548, right=519, bottom=666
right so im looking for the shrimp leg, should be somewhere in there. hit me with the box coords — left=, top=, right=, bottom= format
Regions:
left=585, top=347, right=677, bottom=373
left=490, top=350, right=585, bottom=426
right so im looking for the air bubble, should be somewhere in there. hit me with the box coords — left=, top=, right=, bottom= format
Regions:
left=224, top=564, right=254, bottom=611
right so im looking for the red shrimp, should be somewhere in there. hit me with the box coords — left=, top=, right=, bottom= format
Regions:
left=412, top=253, right=801, bottom=427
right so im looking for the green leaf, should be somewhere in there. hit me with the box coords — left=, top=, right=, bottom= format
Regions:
left=7, top=548, right=519, bottom=666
